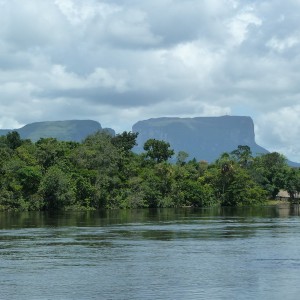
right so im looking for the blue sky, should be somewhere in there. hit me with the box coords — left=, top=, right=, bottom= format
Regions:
left=0, top=0, right=300, bottom=161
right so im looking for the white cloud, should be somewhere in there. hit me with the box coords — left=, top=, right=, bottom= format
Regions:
left=0, top=117, right=23, bottom=129
left=266, top=35, right=300, bottom=52
left=54, top=0, right=103, bottom=25
left=227, top=8, right=262, bottom=45
left=0, top=0, right=299, bottom=161
left=42, top=65, right=128, bottom=92
left=256, top=105, right=300, bottom=162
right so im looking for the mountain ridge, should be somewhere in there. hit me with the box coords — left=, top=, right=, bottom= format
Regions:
left=0, top=120, right=115, bottom=142
left=132, top=116, right=300, bottom=167
left=0, top=117, right=299, bottom=166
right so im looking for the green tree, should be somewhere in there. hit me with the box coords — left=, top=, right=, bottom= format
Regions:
left=176, top=151, right=189, bottom=166
left=120, top=176, right=148, bottom=208
left=0, top=156, right=28, bottom=210
left=78, top=131, right=119, bottom=170
left=17, top=166, right=42, bottom=197
left=137, top=162, right=176, bottom=208
left=143, top=139, right=174, bottom=163
left=203, top=152, right=266, bottom=206
left=221, top=168, right=267, bottom=206
left=251, top=152, right=288, bottom=199
left=72, top=171, right=97, bottom=209
left=284, top=167, right=300, bottom=199
left=38, top=166, right=75, bottom=210
left=231, top=145, right=253, bottom=168
left=111, top=131, right=138, bottom=153
left=214, top=152, right=235, bottom=197
left=173, top=173, right=216, bottom=207
left=75, top=131, right=124, bottom=209
left=6, top=131, right=22, bottom=150
left=36, top=138, right=64, bottom=170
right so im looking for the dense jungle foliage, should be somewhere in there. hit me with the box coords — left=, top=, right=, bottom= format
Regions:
left=0, top=130, right=299, bottom=211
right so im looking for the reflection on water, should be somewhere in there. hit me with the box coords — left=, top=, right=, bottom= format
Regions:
left=1, top=205, right=300, bottom=300
left=1, top=204, right=300, bottom=229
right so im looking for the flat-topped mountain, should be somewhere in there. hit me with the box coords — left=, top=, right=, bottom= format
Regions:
left=0, top=116, right=298, bottom=166
left=0, top=120, right=114, bottom=142
left=132, top=116, right=269, bottom=162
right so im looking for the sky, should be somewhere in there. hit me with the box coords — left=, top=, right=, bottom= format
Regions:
left=0, top=0, right=300, bottom=162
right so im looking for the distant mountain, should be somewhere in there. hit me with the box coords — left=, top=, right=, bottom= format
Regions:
left=0, top=117, right=298, bottom=166
left=0, top=120, right=115, bottom=142
left=132, top=116, right=300, bottom=166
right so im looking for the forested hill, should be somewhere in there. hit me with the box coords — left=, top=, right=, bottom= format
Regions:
left=0, top=120, right=115, bottom=142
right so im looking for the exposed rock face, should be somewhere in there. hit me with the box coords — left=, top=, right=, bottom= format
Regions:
left=132, top=116, right=269, bottom=162
left=0, top=120, right=115, bottom=142
left=0, top=117, right=298, bottom=166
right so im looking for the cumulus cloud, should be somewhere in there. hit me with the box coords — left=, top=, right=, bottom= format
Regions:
left=256, top=105, right=300, bottom=161
left=0, top=0, right=299, bottom=161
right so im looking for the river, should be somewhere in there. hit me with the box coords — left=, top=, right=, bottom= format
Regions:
left=1, top=205, right=300, bottom=300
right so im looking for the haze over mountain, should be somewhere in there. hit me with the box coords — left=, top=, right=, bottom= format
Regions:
left=133, top=116, right=300, bottom=167
left=0, top=120, right=114, bottom=142
left=133, top=116, right=268, bottom=161
left=0, top=116, right=299, bottom=166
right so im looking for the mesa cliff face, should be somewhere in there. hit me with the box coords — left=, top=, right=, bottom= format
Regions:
left=1, top=116, right=298, bottom=165
left=132, top=116, right=269, bottom=162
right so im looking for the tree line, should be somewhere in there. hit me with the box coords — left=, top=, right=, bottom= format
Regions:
left=0, top=130, right=299, bottom=211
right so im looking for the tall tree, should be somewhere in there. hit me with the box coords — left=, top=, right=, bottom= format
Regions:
left=284, top=167, right=300, bottom=199
left=6, top=131, right=22, bottom=150
left=111, top=131, right=138, bottom=153
left=38, top=166, right=75, bottom=210
left=231, top=145, right=253, bottom=168
left=251, top=152, right=288, bottom=199
left=143, top=139, right=174, bottom=163
left=176, top=151, right=189, bottom=166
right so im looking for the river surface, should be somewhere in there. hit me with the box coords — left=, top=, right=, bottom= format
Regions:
left=1, top=205, right=300, bottom=300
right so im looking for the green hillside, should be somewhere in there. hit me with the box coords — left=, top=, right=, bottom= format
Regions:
left=0, top=120, right=114, bottom=142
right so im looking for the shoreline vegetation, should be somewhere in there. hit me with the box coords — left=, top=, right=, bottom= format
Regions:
left=0, top=130, right=299, bottom=211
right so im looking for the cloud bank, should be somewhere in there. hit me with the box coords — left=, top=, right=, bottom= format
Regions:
left=0, top=0, right=300, bottom=161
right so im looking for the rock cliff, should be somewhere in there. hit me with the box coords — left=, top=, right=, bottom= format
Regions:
left=132, top=116, right=269, bottom=162
left=0, top=117, right=298, bottom=166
